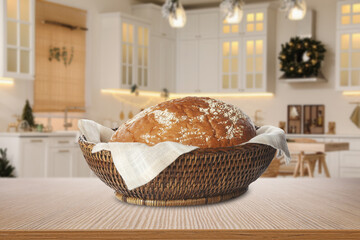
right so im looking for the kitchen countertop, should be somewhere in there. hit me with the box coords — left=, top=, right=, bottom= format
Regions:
left=286, top=134, right=360, bottom=139
left=0, top=131, right=79, bottom=138
left=0, top=178, right=359, bottom=239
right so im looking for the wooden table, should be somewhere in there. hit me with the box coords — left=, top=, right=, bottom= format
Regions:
left=0, top=178, right=359, bottom=239
left=287, top=142, right=349, bottom=153
left=287, top=142, right=349, bottom=177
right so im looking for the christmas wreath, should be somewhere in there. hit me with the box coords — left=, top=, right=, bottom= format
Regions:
left=279, top=37, right=326, bottom=78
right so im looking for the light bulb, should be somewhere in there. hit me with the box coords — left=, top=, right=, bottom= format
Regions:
left=288, top=0, right=307, bottom=20
left=225, top=5, right=243, bottom=24
left=169, top=3, right=186, bottom=28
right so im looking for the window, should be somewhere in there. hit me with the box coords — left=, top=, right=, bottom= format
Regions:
left=33, top=0, right=86, bottom=112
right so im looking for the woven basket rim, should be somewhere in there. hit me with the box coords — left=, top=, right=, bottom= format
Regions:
left=78, top=135, right=276, bottom=155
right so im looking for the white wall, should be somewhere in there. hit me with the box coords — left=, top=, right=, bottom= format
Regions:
left=1, top=0, right=359, bottom=135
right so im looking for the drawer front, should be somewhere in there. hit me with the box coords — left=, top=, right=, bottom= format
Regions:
left=49, top=137, right=76, bottom=147
left=340, top=138, right=360, bottom=151
left=340, top=151, right=360, bottom=168
left=340, top=168, right=360, bottom=178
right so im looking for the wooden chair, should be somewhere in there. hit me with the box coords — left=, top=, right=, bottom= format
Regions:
left=278, top=154, right=300, bottom=176
left=290, top=138, right=330, bottom=178
left=293, top=151, right=328, bottom=178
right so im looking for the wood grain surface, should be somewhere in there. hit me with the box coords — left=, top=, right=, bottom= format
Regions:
left=0, top=178, right=359, bottom=239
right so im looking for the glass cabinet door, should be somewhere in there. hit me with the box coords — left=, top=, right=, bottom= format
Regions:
left=221, top=19, right=241, bottom=37
left=339, top=1, right=360, bottom=28
left=244, top=11, right=265, bottom=35
left=221, top=39, right=240, bottom=91
left=6, top=0, right=33, bottom=76
left=137, top=26, right=149, bottom=88
left=244, top=38, right=265, bottom=91
left=121, top=22, right=134, bottom=87
left=339, top=31, right=360, bottom=88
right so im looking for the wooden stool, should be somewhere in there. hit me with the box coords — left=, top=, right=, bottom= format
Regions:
left=293, top=151, right=329, bottom=178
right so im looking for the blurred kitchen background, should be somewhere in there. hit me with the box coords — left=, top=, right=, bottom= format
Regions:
left=0, top=0, right=359, bottom=178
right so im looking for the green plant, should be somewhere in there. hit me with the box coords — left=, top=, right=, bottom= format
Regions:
left=49, top=46, right=74, bottom=67
left=0, top=149, right=15, bottom=177
left=22, top=100, right=35, bottom=128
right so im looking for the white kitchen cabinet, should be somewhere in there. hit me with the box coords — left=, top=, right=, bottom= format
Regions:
left=159, top=37, right=176, bottom=92
left=339, top=137, right=360, bottom=178
left=219, top=7, right=266, bottom=37
left=176, top=9, right=219, bottom=93
left=72, top=147, right=92, bottom=177
left=132, top=4, right=176, bottom=92
left=336, top=0, right=360, bottom=91
left=179, top=9, right=219, bottom=40
left=21, top=138, right=47, bottom=177
left=219, top=3, right=276, bottom=93
left=0, top=133, right=91, bottom=178
left=177, top=38, right=218, bottom=93
left=243, top=36, right=266, bottom=92
left=132, top=4, right=175, bottom=39
left=0, top=0, right=35, bottom=80
left=219, top=38, right=241, bottom=92
left=177, top=40, right=198, bottom=93
left=220, top=18, right=242, bottom=37
left=48, top=148, right=72, bottom=177
left=198, top=38, right=219, bottom=92
left=337, top=0, right=360, bottom=30
left=100, top=13, right=150, bottom=90
left=243, top=9, right=266, bottom=35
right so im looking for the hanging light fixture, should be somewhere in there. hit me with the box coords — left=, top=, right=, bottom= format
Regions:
left=162, top=0, right=187, bottom=28
left=220, top=0, right=245, bottom=24
left=280, top=0, right=307, bottom=21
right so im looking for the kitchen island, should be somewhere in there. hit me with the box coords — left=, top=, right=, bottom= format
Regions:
left=0, top=178, right=359, bottom=239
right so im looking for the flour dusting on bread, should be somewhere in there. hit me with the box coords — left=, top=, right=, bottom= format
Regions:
left=110, top=97, right=256, bottom=148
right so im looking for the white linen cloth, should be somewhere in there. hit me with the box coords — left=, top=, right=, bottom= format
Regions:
left=78, top=119, right=290, bottom=190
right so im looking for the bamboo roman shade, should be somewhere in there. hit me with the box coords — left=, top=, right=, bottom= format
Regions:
left=34, top=0, right=86, bottom=112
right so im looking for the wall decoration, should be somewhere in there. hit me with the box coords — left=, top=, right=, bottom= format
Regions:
left=327, top=122, right=336, bottom=135
left=350, top=102, right=360, bottom=128
left=7, top=115, right=21, bottom=132
left=279, top=37, right=326, bottom=78
left=303, top=105, right=325, bottom=134
left=279, top=121, right=286, bottom=132
left=287, top=105, right=302, bottom=134
left=48, top=46, right=74, bottom=67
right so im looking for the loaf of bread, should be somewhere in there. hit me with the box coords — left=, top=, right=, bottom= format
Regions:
left=110, top=97, right=256, bottom=148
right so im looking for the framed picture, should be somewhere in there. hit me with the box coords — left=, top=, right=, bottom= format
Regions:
left=287, top=105, right=302, bottom=134
left=303, top=105, right=325, bottom=134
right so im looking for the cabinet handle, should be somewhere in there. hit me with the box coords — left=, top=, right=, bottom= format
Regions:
left=58, top=140, right=70, bottom=144
left=58, top=150, right=70, bottom=153
left=31, top=139, right=43, bottom=143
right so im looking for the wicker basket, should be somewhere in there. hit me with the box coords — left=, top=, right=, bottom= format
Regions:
left=78, top=136, right=276, bottom=206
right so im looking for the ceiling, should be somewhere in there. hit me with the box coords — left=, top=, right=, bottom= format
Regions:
left=132, top=0, right=278, bottom=9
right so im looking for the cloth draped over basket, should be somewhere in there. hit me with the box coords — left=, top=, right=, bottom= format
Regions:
left=78, top=119, right=290, bottom=190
